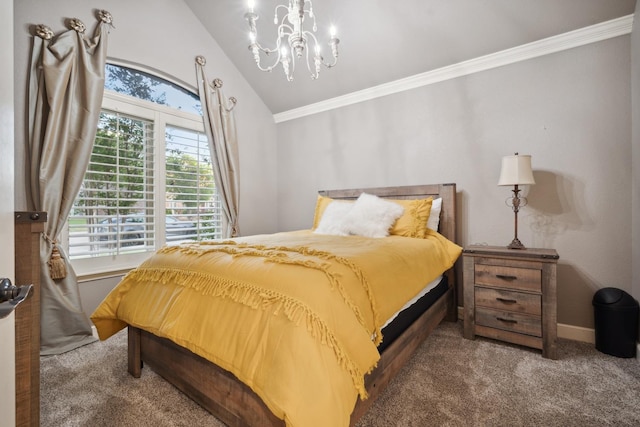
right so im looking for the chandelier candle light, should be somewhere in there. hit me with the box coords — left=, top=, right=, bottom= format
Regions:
left=498, top=153, right=536, bottom=249
left=244, top=0, right=339, bottom=81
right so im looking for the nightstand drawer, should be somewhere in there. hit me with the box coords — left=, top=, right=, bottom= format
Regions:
left=474, top=287, right=541, bottom=316
left=475, top=307, right=541, bottom=337
left=474, top=264, right=541, bottom=292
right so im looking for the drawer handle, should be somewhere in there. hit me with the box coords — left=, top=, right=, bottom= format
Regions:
left=495, top=274, right=517, bottom=281
left=496, top=297, right=517, bottom=304
left=496, top=317, right=518, bottom=324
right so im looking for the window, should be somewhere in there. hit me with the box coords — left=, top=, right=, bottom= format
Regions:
left=104, top=64, right=202, bottom=115
left=66, top=65, right=221, bottom=276
left=165, top=126, right=221, bottom=243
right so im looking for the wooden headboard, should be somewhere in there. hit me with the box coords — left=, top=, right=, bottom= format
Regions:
left=318, top=183, right=457, bottom=245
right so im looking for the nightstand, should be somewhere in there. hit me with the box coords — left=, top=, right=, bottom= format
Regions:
left=463, top=245, right=559, bottom=359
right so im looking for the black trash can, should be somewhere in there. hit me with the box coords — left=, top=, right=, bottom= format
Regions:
left=592, top=287, right=639, bottom=358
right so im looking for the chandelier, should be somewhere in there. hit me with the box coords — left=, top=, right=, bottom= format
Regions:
left=244, top=0, right=339, bottom=81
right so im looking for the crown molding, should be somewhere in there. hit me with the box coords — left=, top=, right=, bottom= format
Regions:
left=274, top=14, right=634, bottom=123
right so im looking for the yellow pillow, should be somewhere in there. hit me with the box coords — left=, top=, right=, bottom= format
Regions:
left=388, top=197, right=433, bottom=238
left=312, top=195, right=342, bottom=229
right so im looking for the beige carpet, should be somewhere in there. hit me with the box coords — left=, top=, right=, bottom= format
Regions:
left=41, top=321, right=640, bottom=426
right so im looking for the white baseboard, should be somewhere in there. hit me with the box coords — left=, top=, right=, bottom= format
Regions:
left=557, top=323, right=595, bottom=344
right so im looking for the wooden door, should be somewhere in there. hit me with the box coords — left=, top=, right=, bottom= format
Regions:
left=14, top=213, right=46, bottom=426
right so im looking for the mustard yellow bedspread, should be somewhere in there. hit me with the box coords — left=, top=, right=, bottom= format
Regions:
left=91, top=229, right=461, bottom=427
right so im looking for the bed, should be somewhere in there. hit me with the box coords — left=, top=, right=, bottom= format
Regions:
left=91, top=183, right=461, bottom=427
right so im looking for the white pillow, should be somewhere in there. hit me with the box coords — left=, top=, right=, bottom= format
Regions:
left=427, top=197, right=442, bottom=231
left=342, top=193, right=405, bottom=238
left=314, top=200, right=354, bottom=236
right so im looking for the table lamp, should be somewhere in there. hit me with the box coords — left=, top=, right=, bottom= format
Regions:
left=498, top=153, right=535, bottom=249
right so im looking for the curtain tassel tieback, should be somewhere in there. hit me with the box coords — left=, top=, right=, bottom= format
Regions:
left=44, top=234, right=67, bottom=280
left=48, top=245, right=67, bottom=280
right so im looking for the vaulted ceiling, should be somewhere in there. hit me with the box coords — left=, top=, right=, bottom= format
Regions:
left=184, top=0, right=636, bottom=114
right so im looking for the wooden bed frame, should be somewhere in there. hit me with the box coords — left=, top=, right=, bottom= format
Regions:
left=127, top=183, right=459, bottom=426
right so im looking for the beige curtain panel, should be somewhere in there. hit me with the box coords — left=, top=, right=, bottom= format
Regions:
left=27, top=11, right=113, bottom=355
left=195, top=56, right=241, bottom=238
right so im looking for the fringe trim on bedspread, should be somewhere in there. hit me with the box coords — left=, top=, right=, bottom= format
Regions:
left=160, top=242, right=383, bottom=345
left=126, top=243, right=380, bottom=399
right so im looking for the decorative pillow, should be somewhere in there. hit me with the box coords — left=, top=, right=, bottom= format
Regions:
left=313, top=200, right=354, bottom=236
left=388, top=197, right=433, bottom=238
left=312, top=195, right=339, bottom=229
left=427, top=197, right=443, bottom=231
left=341, top=193, right=405, bottom=238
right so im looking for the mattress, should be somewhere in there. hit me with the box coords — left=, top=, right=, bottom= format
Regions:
left=378, top=275, right=449, bottom=352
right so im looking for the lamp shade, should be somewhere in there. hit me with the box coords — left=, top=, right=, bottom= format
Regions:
left=498, top=154, right=535, bottom=186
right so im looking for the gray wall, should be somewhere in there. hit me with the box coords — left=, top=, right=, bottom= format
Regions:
left=1, top=0, right=16, bottom=422
left=632, top=1, right=639, bottom=347
left=275, top=36, right=632, bottom=330
left=12, top=0, right=635, bottom=332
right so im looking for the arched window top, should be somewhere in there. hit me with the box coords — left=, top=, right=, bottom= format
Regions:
left=105, top=63, right=202, bottom=115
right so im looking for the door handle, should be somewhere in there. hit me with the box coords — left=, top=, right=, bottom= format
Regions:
left=0, top=278, right=33, bottom=319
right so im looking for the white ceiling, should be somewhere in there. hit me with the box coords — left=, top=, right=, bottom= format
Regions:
left=184, top=0, right=636, bottom=114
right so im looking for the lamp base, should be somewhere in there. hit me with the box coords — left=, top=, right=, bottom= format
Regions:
left=507, top=238, right=526, bottom=250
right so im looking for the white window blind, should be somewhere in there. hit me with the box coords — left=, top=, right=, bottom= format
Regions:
left=165, top=126, right=222, bottom=244
left=68, top=110, right=156, bottom=259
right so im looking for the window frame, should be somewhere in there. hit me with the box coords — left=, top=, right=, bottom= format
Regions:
left=65, top=89, right=210, bottom=277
